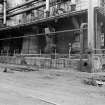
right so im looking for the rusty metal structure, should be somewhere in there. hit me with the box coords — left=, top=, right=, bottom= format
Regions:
left=0, top=0, right=104, bottom=72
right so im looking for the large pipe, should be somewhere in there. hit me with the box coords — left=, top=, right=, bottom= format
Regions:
left=46, top=0, right=50, bottom=12
left=46, top=0, right=50, bottom=17
left=3, top=0, right=6, bottom=25
left=7, top=3, right=46, bottom=18
left=0, top=2, right=46, bottom=20
left=0, top=0, right=72, bottom=20
left=7, top=0, right=41, bottom=12
left=7, top=0, right=64, bottom=13
left=88, top=0, right=94, bottom=49
left=6, top=0, right=65, bottom=19
left=0, top=0, right=42, bottom=15
left=0, top=0, right=61, bottom=19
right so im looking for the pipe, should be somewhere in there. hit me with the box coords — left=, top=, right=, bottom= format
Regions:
left=0, top=9, right=87, bottom=22
left=0, top=0, right=42, bottom=15
left=45, top=0, right=50, bottom=17
left=3, top=0, right=6, bottom=25
left=88, top=0, right=94, bottom=49
left=0, top=0, right=61, bottom=19
left=7, top=3, right=46, bottom=18
left=7, top=0, right=42, bottom=12
left=46, top=0, right=50, bottom=12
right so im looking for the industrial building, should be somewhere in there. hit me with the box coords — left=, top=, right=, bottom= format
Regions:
left=0, top=1, right=105, bottom=104
left=0, top=0, right=104, bottom=55
left=0, top=0, right=104, bottom=72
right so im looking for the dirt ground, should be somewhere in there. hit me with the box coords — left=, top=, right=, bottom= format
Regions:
left=0, top=66, right=105, bottom=105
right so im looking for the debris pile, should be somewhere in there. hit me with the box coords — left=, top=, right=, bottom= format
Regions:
left=84, top=75, right=105, bottom=87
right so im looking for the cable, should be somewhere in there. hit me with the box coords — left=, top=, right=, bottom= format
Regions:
left=0, top=28, right=87, bottom=41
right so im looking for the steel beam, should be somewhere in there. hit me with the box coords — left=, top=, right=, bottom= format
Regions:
left=80, top=23, right=87, bottom=71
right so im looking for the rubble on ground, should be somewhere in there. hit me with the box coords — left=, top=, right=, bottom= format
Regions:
left=84, top=75, right=105, bottom=87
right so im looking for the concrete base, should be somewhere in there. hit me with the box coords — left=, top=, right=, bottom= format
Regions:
left=21, top=36, right=39, bottom=54
left=44, top=27, right=56, bottom=53
left=0, top=56, right=80, bottom=70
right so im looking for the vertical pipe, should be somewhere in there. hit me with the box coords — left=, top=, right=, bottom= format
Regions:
left=68, top=43, right=71, bottom=59
left=88, top=0, right=94, bottom=72
left=3, top=0, right=6, bottom=25
left=46, top=0, right=50, bottom=17
left=88, top=0, right=94, bottom=49
left=94, top=10, right=98, bottom=54
left=46, top=0, right=50, bottom=12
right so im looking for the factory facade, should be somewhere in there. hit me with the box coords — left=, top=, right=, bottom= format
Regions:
left=0, top=0, right=104, bottom=55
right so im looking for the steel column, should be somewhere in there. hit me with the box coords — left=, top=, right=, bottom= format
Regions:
left=80, top=23, right=87, bottom=71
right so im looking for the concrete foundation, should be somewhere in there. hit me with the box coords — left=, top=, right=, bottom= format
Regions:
left=56, top=17, right=80, bottom=53
left=44, top=27, right=56, bottom=53
left=21, top=36, right=39, bottom=54
left=0, top=56, right=80, bottom=70
left=22, top=27, right=39, bottom=54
